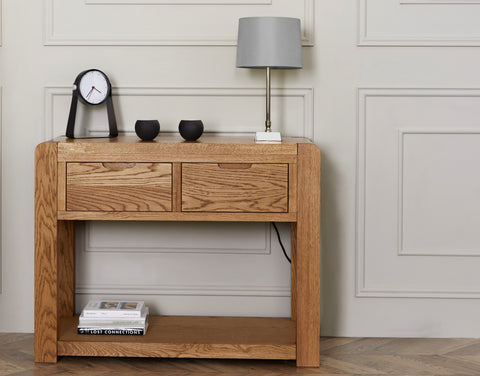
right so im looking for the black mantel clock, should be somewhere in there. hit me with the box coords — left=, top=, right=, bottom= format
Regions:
left=65, top=69, right=118, bottom=139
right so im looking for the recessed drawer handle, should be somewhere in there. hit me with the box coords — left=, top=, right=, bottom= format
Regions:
left=102, top=162, right=136, bottom=170
left=217, top=163, right=252, bottom=170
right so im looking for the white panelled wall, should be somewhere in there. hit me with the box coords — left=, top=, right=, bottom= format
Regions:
left=1, top=0, right=480, bottom=337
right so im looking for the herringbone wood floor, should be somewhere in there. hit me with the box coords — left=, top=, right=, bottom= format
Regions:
left=2, top=334, right=480, bottom=376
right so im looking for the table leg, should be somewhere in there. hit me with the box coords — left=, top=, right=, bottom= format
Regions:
left=291, top=223, right=297, bottom=321
left=295, top=143, right=321, bottom=367
left=34, top=142, right=59, bottom=363
left=58, top=221, right=75, bottom=318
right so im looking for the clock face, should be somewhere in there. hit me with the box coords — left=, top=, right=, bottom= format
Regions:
left=78, top=69, right=110, bottom=105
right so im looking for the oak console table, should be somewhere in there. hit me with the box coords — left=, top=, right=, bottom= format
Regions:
left=34, top=136, right=320, bottom=367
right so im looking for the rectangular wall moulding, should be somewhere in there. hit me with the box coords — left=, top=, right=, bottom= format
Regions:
left=84, top=222, right=272, bottom=255
left=0, top=0, right=2, bottom=46
left=74, top=205, right=290, bottom=300
left=359, top=0, right=480, bottom=46
left=397, top=129, right=480, bottom=257
left=74, top=211, right=291, bottom=300
left=76, top=283, right=291, bottom=297
left=0, top=88, right=2, bottom=293
left=401, top=0, right=480, bottom=4
left=44, top=86, right=314, bottom=140
left=357, top=88, right=480, bottom=298
left=45, top=0, right=314, bottom=45
left=87, top=0, right=272, bottom=4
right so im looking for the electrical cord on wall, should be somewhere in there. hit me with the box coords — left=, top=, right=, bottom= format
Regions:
left=272, top=222, right=291, bottom=264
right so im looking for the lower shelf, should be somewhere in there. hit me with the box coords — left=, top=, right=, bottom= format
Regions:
left=58, top=315, right=296, bottom=360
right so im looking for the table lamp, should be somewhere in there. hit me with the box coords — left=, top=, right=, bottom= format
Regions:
left=236, top=17, right=303, bottom=142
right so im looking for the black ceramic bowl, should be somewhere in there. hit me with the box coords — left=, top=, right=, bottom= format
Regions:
left=179, top=120, right=204, bottom=141
left=135, top=120, right=160, bottom=141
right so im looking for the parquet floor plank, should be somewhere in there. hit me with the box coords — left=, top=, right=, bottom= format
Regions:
left=2, top=334, right=480, bottom=376
left=372, top=338, right=480, bottom=356
left=445, top=342, right=480, bottom=356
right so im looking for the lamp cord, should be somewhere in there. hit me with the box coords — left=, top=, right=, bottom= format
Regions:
left=272, top=222, right=291, bottom=264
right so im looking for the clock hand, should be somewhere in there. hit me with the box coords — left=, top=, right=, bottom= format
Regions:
left=93, top=87, right=102, bottom=94
left=86, top=87, right=94, bottom=99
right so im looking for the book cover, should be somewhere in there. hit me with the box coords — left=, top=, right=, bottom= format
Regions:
left=77, top=326, right=147, bottom=335
left=79, top=307, right=149, bottom=326
left=78, top=320, right=148, bottom=335
left=81, top=300, right=146, bottom=318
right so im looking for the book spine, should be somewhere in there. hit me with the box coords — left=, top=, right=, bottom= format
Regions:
left=79, top=319, right=147, bottom=326
left=82, top=311, right=142, bottom=318
left=77, top=327, right=146, bottom=335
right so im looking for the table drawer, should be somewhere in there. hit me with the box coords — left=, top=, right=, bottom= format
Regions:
left=182, top=163, right=288, bottom=212
left=66, top=162, right=172, bottom=212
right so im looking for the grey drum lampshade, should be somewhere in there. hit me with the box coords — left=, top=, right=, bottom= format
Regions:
left=236, top=17, right=302, bottom=69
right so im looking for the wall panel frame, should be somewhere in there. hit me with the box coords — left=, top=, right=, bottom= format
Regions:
left=45, top=0, right=314, bottom=46
left=357, top=87, right=480, bottom=298
left=44, top=86, right=314, bottom=139
left=358, top=0, right=480, bottom=46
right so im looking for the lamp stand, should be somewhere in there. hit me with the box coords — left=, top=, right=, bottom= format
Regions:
left=255, top=67, right=282, bottom=142
left=266, top=66, right=272, bottom=132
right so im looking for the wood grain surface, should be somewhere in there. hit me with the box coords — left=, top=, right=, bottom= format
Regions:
left=34, top=142, right=59, bottom=363
left=35, top=137, right=320, bottom=367
left=57, top=210, right=296, bottom=222
left=296, top=143, right=321, bottom=367
left=57, top=316, right=295, bottom=360
left=172, top=162, right=182, bottom=212
left=182, top=163, right=289, bottom=213
left=288, top=163, right=297, bottom=214
left=56, top=136, right=302, bottom=163
left=57, top=221, right=75, bottom=318
left=57, top=162, right=66, bottom=211
left=7, top=334, right=480, bottom=376
left=66, top=162, right=172, bottom=211
left=291, top=223, right=297, bottom=322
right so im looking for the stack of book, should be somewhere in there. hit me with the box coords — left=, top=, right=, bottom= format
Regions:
left=78, top=300, right=149, bottom=335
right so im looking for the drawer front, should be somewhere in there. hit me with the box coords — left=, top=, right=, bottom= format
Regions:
left=66, top=162, right=172, bottom=212
left=182, top=163, right=288, bottom=212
